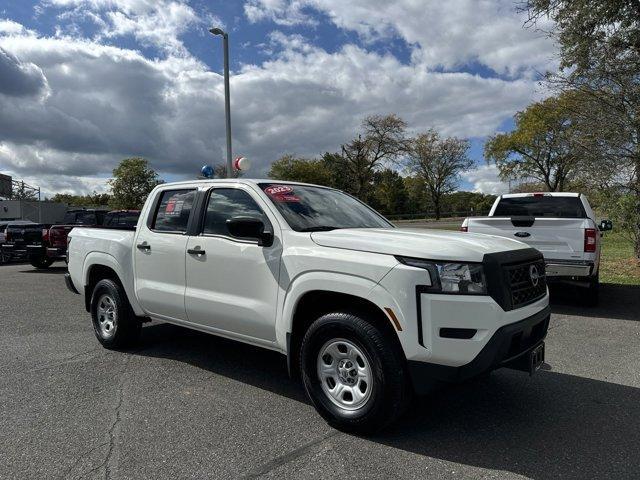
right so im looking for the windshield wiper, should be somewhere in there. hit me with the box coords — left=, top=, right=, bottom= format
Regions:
left=299, top=226, right=341, bottom=232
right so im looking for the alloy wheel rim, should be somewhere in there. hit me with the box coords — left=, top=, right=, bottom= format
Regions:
left=316, top=338, right=373, bottom=411
left=96, top=294, right=117, bottom=339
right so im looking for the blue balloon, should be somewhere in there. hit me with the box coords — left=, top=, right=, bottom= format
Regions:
left=201, top=165, right=214, bottom=178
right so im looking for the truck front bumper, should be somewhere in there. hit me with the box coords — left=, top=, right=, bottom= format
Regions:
left=408, top=305, right=550, bottom=394
left=545, top=259, right=594, bottom=278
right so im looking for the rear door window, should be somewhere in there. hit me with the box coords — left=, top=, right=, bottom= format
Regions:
left=494, top=196, right=586, bottom=218
left=152, top=189, right=196, bottom=233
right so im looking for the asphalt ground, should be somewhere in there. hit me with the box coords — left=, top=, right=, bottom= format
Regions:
left=1, top=262, right=639, bottom=479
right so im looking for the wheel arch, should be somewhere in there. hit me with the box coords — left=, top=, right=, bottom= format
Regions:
left=285, top=288, right=405, bottom=380
left=82, top=253, right=143, bottom=315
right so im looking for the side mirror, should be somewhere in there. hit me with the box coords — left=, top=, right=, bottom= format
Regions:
left=226, top=216, right=273, bottom=247
left=599, top=219, right=613, bottom=232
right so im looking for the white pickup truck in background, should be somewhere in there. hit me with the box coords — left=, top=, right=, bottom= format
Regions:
left=66, top=180, right=550, bottom=433
left=462, top=192, right=612, bottom=305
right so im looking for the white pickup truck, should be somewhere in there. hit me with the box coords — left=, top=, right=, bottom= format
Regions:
left=462, top=192, right=612, bottom=305
left=66, top=180, right=550, bottom=432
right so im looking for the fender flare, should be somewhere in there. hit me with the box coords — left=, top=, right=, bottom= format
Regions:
left=277, top=271, right=385, bottom=350
left=82, top=252, right=145, bottom=316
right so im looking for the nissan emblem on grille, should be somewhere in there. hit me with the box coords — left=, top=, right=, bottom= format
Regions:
left=529, top=264, right=540, bottom=286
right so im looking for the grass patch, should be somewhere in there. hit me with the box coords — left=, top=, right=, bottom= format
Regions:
left=599, top=231, right=640, bottom=285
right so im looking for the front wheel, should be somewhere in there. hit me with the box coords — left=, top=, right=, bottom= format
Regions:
left=90, top=279, right=141, bottom=349
left=30, top=256, right=54, bottom=269
left=299, top=312, right=411, bottom=434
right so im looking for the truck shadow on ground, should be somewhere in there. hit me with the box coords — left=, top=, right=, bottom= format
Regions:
left=134, top=323, right=640, bottom=480
left=549, top=282, right=640, bottom=321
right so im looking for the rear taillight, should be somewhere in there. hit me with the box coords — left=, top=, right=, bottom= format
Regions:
left=42, top=229, right=49, bottom=242
left=584, top=228, right=597, bottom=252
left=460, top=226, right=468, bottom=232
left=5, top=231, right=11, bottom=242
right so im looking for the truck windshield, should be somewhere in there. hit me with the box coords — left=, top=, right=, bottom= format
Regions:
left=494, top=196, right=586, bottom=218
left=258, top=183, right=392, bottom=232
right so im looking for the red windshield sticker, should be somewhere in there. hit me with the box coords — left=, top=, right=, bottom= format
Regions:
left=265, top=185, right=294, bottom=196
left=265, top=185, right=301, bottom=202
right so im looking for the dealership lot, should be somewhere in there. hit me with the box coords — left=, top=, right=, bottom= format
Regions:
left=1, top=263, right=639, bottom=480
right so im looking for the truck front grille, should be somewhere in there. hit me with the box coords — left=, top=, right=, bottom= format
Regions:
left=505, top=259, right=546, bottom=309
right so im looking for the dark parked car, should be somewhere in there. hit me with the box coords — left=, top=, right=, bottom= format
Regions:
left=1, top=221, right=47, bottom=264
left=25, top=209, right=109, bottom=268
left=1, top=220, right=36, bottom=262
left=103, top=210, right=140, bottom=228
left=26, top=209, right=140, bottom=269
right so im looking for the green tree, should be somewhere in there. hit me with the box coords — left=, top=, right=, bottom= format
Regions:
left=484, top=93, right=585, bottom=192
left=51, top=192, right=111, bottom=207
left=268, top=155, right=333, bottom=185
left=11, top=181, right=39, bottom=200
left=370, top=169, right=408, bottom=215
left=108, top=158, right=162, bottom=210
left=523, top=0, right=640, bottom=256
left=403, top=176, right=431, bottom=214
left=408, top=130, right=472, bottom=220
left=339, top=114, right=409, bottom=202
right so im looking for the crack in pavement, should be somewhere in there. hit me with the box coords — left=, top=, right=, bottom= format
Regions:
left=80, top=356, right=131, bottom=480
left=58, top=442, right=108, bottom=480
left=240, top=431, right=340, bottom=479
left=13, top=348, right=110, bottom=377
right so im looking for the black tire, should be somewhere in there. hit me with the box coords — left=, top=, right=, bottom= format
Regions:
left=90, top=278, right=141, bottom=349
left=29, top=256, right=54, bottom=269
left=583, top=273, right=600, bottom=307
left=299, top=311, right=411, bottom=434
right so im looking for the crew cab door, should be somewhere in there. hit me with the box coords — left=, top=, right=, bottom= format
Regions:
left=184, top=186, right=281, bottom=342
left=134, top=188, right=196, bottom=321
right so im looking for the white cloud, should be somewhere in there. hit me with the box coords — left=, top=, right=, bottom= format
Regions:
left=464, top=164, right=509, bottom=195
left=0, top=5, right=549, bottom=195
left=0, top=19, right=36, bottom=37
left=245, top=0, right=557, bottom=77
left=41, top=0, right=221, bottom=56
left=245, top=0, right=317, bottom=27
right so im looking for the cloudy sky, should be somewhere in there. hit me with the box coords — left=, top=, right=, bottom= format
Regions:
left=0, top=0, right=556, bottom=197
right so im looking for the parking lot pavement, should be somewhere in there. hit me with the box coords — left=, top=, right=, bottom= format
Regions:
left=1, top=264, right=639, bottom=480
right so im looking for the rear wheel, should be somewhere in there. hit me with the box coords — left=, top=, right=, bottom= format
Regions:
left=299, top=311, right=411, bottom=434
left=29, top=256, right=54, bottom=269
left=90, top=279, right=141, bottom=349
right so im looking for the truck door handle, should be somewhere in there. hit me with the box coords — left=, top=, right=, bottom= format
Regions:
left=187, top=248, right=205, bottom=256
left=136, top=243, right=151, bottom=251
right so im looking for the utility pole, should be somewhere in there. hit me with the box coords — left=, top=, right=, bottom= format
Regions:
left=209, top=27, right=232, bottom=178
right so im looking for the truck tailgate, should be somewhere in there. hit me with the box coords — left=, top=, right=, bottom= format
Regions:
left=468, top=217, right=588, bottom=259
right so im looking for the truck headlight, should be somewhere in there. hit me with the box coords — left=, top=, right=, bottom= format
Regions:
left=397, top=257, right=487, bottom=294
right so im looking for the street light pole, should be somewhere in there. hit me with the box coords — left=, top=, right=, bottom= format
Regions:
left=209, top=27, right=233, bottom=178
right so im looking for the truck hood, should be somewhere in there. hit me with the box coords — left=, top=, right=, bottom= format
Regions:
left=310, top=228, right=530, bottom=262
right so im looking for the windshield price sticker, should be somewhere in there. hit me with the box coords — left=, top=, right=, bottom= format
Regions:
left=165, top=199, right=184, bottom=216
left=265, top=185, right=300, bottom=202
left=265, top=185, right=293, bottom=196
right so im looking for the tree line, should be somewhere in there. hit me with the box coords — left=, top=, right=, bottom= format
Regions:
left=50, top=158, right=162, bottom=210
left=269, top=114, right=492, bottom=219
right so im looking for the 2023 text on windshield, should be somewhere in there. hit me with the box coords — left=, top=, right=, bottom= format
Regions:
left=258, top=183, right=393, bottom=232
